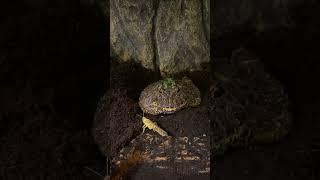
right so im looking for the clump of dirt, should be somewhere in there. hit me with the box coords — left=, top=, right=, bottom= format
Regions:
left=209, top=48, right=291, bottom=157
left=93, top=60, right=156, bottom=158
left=93, top=87, right=142, bottom=157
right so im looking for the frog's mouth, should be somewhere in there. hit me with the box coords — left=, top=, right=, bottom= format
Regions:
left=152, top=101, right=187, bottom=113
left=160, top=107, right=178, bottom=112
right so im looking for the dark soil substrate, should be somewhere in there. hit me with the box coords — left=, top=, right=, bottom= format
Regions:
left=93, top=60, right=211, bottom=179
left=111, top=132, right=210, bottom=180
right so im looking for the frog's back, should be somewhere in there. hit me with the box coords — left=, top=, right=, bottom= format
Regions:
left=139, top=77, right=201, bottom=115
left=181, top=77, right=201, bottom=107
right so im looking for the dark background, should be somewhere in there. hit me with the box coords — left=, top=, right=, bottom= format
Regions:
left=0, top=0, right=109, bottom=179
left=213, top=1, right=320, bottom=180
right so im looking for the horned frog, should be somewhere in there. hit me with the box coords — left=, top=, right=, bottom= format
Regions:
left=139, top=77, right=201, bottom=115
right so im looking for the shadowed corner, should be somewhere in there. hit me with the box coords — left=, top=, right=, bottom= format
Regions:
left=0, top=0, right=110, bottom=179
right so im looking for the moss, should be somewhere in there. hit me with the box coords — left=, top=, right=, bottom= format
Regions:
left=161, top=78, right=176, bottom=89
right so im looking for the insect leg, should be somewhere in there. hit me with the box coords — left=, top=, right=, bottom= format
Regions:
left=142, top=124, right=146, bottom=133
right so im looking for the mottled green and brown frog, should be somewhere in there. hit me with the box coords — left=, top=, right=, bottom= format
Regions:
left=139, top=77, right=201, bottom=115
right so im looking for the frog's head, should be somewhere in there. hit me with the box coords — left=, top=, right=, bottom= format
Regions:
left=161, top=78, right=176, bottom=90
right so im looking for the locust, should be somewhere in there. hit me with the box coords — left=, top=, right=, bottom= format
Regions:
left=138, top=114, right=169, bottom=137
